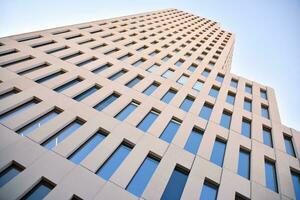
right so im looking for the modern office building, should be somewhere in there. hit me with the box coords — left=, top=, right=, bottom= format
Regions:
left=0, top=8, right=299, bottom=200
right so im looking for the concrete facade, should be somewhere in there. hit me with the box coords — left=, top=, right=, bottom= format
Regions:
left=0, top=8, right=299, bottom=200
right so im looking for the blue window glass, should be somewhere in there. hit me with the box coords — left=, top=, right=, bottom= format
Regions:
left=149, top=50, right=159, bottom=57
left=265, top=159, right=278, bottom=192
left=162, top=69, right=173, bottom=79
left=193, top=80, right=203, bottom=92
left=199, top=180, right=219, bottom=200
left=201, top=69, right=210, bottom=77
left=199, top=103, right=213, bottom=121
left=174, top=59, right=184, bottom=67
left=238, top=149, right=250, bottom=179
left=187, top=64, right=197, bottom=72
left=263, top=127, right=273, bottom=147
left=184, top=128, right=204, bottom=155
left=137, top=110, right=159, bottom=132
left=177, top=74, right=189, bottom=85
left=261, top=105, right=270, bottom=119
left=159, top=118, right=181, bottom=143
left=161, top=166, right=189, bottom=200
left=42, top=119, right=84, bottom=149
left=17, top=109, right=61, bottom=136
left=161, top=89, right=177, bottom=103
left=132, top=58, right=145, bottom=67
left=209, top=87, right=219, bottom=98
left=136, top=46, right=147, bottom=52
left=220, top=111, right=232, bottom=129
left=54, top=78, right=82, bottom=92
left=21, top=178, right=55, bottom=200
left=108, top=69, right=127, bottom=81
left=115, top=101, right=138, bottom=121
left=245, top=84, right=252, bottom=94
left=76, top=57, right=97, bottom=67
left=68, top=131, right=107, bottom=164
left=126, top=75, right=143, bottom=88
left=284, top=135, right=296, bottom=157
left=241, top=118, right=251, bottom=138
left=226, top=92, right=235, bottom=105
left=210, top=139, right=226, bottom=167
left=93, top=93, right=120, bottom=111
left=0, top=98, right=40, bottom=123
left=0, top=162, right=24, bottom=187
left=118, top=53, right=132, bottom=61
left=96, top=143, right=132, bottom=180
left=35, top=70, right=65, bottom=84
left=147, top=63, right=159, bottom=73
left=162, top=54, right=172, bottom=62
left=260, top=89, right=268, bottom=100
left=126, top=155, right=160, bottom=197
left=216, top=74, right=224, bottom=83
left=0, top=88, right=20, bottom=100
left=73, top=85, right=100, bottom=101
left=92, top=63, right=112, bottom=74
left=180, top=95, right=195, bottom=112
left=244, top=99, right=252, bottom=112
left=143, top=82, right=160, bottom=96
left=230, top=79, right=238, bottom=88
left=291, top=171, right=300, bottom=200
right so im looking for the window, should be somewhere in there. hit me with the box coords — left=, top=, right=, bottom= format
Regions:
left=17, top=108, right=61, bottom=137
left=76, top=57, right=97, bottom=67
left=184, top=127, right=204, bottom=155
left=209, top=86, right=219, bottom=98
left=187, top=64, right=197, bottom=72
left=137, top=109, right=160, bottom=132
left=61, top=51, right=83, bottom=61
left=264, top=159, right=278, bottom=192
left=136, top=45, right=148, bottom=52
left=0, top=88, right=19, bottom=100
left=0, top=98, right=40, bottom=123
left=162, top=54, right=172, bottom=62
left=238, top=148, right=250, bottom=179
left=161, top=69, right=174, bottom=78
left=243, top=98, right=252, bottom=112
left=263, top=126, right=273, bottom=147
left=143, top=82, right=160, bottom=96
left=284, top=135, right=296, bottom=157
left=180, top=95, right=195, bottom=112
left=35, top=70, right=65, bottom=84
left=20, top=178, right=55, bottom=200
left=115, top=101, right=139, bottom=121
left=261, top=105, right=270, bottom=119
left=92, top=63, right=112, bottom=74
left=220, top=110, right=232, bottom=129
left=73, top=85, right=100, bottom=101
left=161, top=89, right=177, bottom=103
left=174, top=59, right=184, bottom=67
left=126, top=154, right=160, bottom=197
left=42, top=118, right=85, bottom=149
left=96, top=142, right=133, bottom=180
left=193, top=80, right=203, bottom=91
left=245, top=84, right=252, bottom=94
left=147, top=63, right=160, bottom=73
left=132, top=58, right=145, bottom=67
left=108, top=69, right=127, bottom=81
left=241, top=118, right=251, bottom=138
left=226, top=92, right=235, bottom=105
left=216, top=74, right=224, bottom=83
left=177, top=74, right=189, bottom=85
left=291, top=170, right=300, bottom=200
left=201, top=69, right=210, bottom=77
left=54, top=77, right=83, bottom=93
left=126, top=75, right=143, bottom=88
left=68, top=131, right=107, bottom=164
left=230, top=79, right=238, bottom=88
left=93, top=93, right=120, bottom=111
left=159, top=118, right=181, bottom=143
left=210, top=138, right=226, bottom=167
left=199, top=103, right=214, bottom=121
left=199, top=180, right=219, bottom=200
left=260, top=89, right=268, bottom=100
left=0, top=161, right=25, bottom=187
left=149, top=50, right=160, bottom=57
left=161, top=165, right=189, bottom=200
left=118, top=53, right=132, bottom=61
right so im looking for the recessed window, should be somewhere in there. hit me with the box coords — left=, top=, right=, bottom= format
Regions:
left=108, top=69, right=127, bottom=81
left=199, top=180, right=219, bottom=200
left=54, top=77, right=83, bottom=93
left=115, top=101, right=139, bottom=121
left=132, top=58, right=146, bottom=67
left=143, top=82, right=160, bottom=96
left=61, top=51, right=83, bottom=61
left=261, top=105, right=270, bottom=119
left=210, top=138, right=226, bottom=167
left=118, top=53, right=133, bottom=61
left=73, top=84, right=101, bottom=101
left=147, top=63, right=160, bottom=73
left=0, top=161, right=25, bottom=187
left=260, top=89, right=268, bottom=100
left=93, top=93, right=120, bottom=111
left=149, top=50, right=160, bottom=56
left=291, top=170, right=300, bottom=200
left=283, top=135, right=296, bottom=157
left=193, top=80, right=204, bottom=91
left=201, top=69, right=210, bottom=77
left=245, top=84, right=252, bottom=94
left=177, top=74, right=189, bottom=85
left=263, top=126, right=273, bottom=148
left=241, top=118, right=251, bottom=138
left=76, top=57, right=97, bottom=67
left=162, top=54, right=172, bottom=62
left=136, top=45, right=148, bottom=52
left=92, top=63, right=112, bottom=74
left=159, top=118, right=181, bottom=143
left=209, top=86, right=219, bottom=98
left=35, top=70, right=65, bottom=84
left=238, top=148, right=250, bottom=179
left=137, top=109, right=160, bottom=132
left=220, top=110, right=232, bottom=129
left=184, top=127, right=204, bottom=155
left=243, top=98, right=252, bottom=112
left=0, top=88, right=20, bottom=100
left=187, top=63, right=197, bottom=72
left=161, top=69, right=174, bottom=79
left=226, top=92, right=235, bottom=105
left=161, top=89, right=177, bottom=103
left=125, top=75, right=143, bottom=88
left=180, top=95, right=195, bottom=112
left=265, top=159, right=278, bottom=192
left=174, top=59, right=185, bottom=67
left=216, top=74, right=224, bottom=83
left=199, top=103, right=214, bottom=121
left=230, top=79, right=238, bottom=88
left=20, top=178, right=56, bottom=200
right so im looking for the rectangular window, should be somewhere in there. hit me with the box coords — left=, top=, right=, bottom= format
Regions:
left=177, top=74, right=189, bottom=85
left=174, top=59, right=184, bottom=67
left=261, top=105, right=270, bottom=119
left=126, top=154, right=160, bottom=197
left=187, top=64, right=197, bottom=72
left=184, top=127, right=204, bottom=155
left=193, top=80, right=203, bottom=92
left=114, top=101, right=139, bottom=121
left=291, top=170, right=300, bottom=200
left=136, top=45, right=148, bottom=52
left=284, top=135, right=296, bottom=157
left=132, top=58, right=145, bottom=67
left=143, top=82, right=160, bottom=96
left=199, top=180, right=219, bottom=200
left=118, top=53, right=133, bottom=61
left=137, top=109, right=160, bottom=132
left=18, top=62, right=50, bottom=75
left=54, top=77, right=83, bottom=93
left=21, top=178, right=55, bottom=200
left=93, top=93, right=120, bottom=111
left=220, top=110, right=232, bottom=129
left=35, top=70, right=65, bottom=84
left=264, top=159, right=278, bottom=192
left=61, top=51, right=83, bottom=61
left=210, top=138, right=226, bottom=167
left=17, top=108, right=61, bottom=137
left=230, top=79, right=238, bottom=88
left=199, top=103, right=214, bottom=121
left=241, top=118, right=251, bottom=138
left=263, top=126, right=273, bottom=147
left=92, top=63, right=112, bottom=74
left=68, top=131, right=107, bottom=164
left=161, top=69, right=174, bottom=79
left=103, top=48, right=119, bottom=55
left=161, top=89, right=177, bottom=103
left=243, top=98, right=252, bottom=112
left=201, top=69, right=210, bottom=77
left=226, top=92, right=235, bottom=105
left=238, top=148, right=250, bottom=179
left=149, top=50, right=160, bottom=57
left=125, top=75, right=143, bottom=88
left=260, top=89, right=268, bottom=100
left=209, top=86, right=219, bottom=98
left=162, top=54, right=172, bottom=62
left=96, top=142, right=133, bottom=180
left=147, top=63, right=160, bottom=73
left=0, top=98, right=40, bottom=123
left=0, top=88, right=20, bottom=100
left=76, top=57, right=97, bottom=67
left=161, top=165, right=189, bottom=200
left=180, top=95, right=195, bottom=112
left=73, top=85, right=101, bottom=101
left=245, top=84, right=252, bottom=94
left=0, top=56, right=34, bottom=68
left=216, top=74, right=224, bottom=83
left=159, top=118, right=181, bottom=143
left=108, top=69, right=127, bottom=81
left=0, top=161, right=25, bottom=187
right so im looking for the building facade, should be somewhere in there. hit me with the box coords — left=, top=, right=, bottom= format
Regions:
left=0, top=8, right=299, bottom=200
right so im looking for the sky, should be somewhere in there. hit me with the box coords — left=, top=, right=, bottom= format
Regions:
left=0, top=0, right=299, bottom=130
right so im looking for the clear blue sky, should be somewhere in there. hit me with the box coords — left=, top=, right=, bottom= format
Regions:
left=1, top=0, right=299, bottom=130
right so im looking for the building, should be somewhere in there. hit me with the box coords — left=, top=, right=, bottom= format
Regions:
left=0, top=8, right=299, bottom=200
